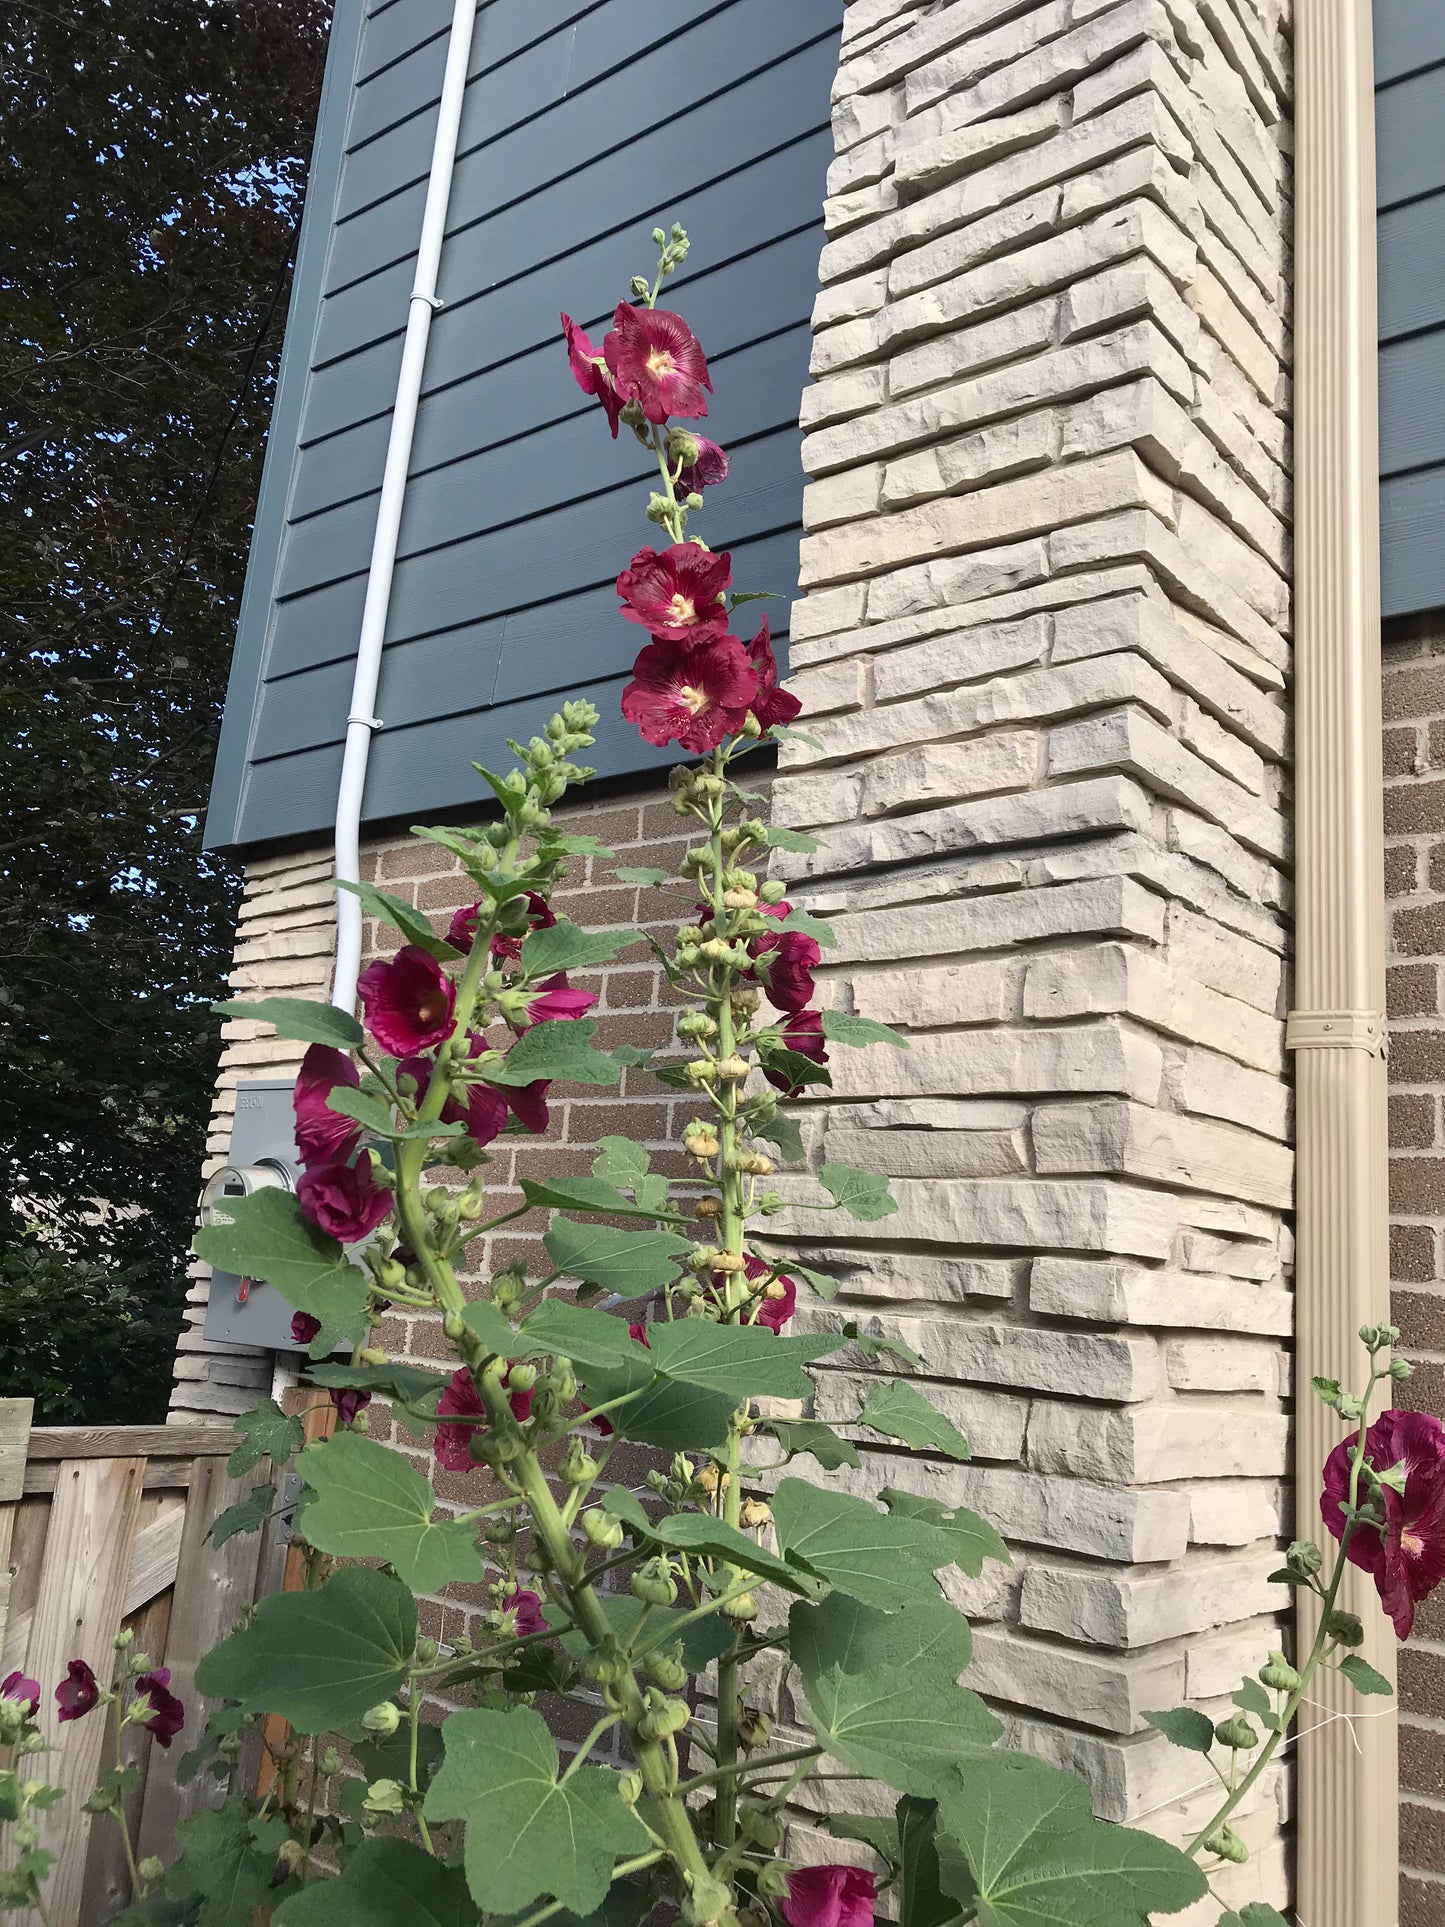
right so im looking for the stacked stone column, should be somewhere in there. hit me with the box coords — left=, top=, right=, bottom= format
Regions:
left=763, top=0, right=1294, bottom=1911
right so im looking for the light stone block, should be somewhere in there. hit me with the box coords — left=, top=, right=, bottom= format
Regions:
left=1166, top=1337, right=1279, bottom=1393
left=891, top=93, right=1061, bottom=199
left=1019, top=1549, right=1282, bottom=1648
left=802, top=465, right=883, bottom=532
left=888, top=297, right=1057, bottom=399
left=1028, top=1257, right=1292, bottom=1337
left=822, top=1124, right=1026, bottom=1179
left=871, top=614, right=1050, bottom=704
left=812, top=267, right=890, bottom=331
left=967, top=1627, right=1186, bottom=1735
left=847, top=957, right=1012, bottom=1027
left=834, top=0, right=1064, bottom=101
left=859, top=734, right=1039, bottom=816
left=828, top=876, right=1166, bottom=969
left=1026, top=1399, right=1290, bottom=1481
left=801, top=1017, right=1166, bottom=1105
left=770, top=769, right=864, bottom=830
left=1179, top=1231, right=1282, bottom=1282
left=880, top=411, right=1054, bottom=512
left=1024, top=943, right=1283, bottom=1074
left=787, top=582, right=867, bottom=644
left=799, top=367, right=886, bottom=433
left=766, top=1245, right=1021, bottom=1305
left=1187, top=1480, right=1285, bottom=1546
left=863, top=538, right=1050, bottom=627
left=1030, top=1097, right=1293, bottom=1209
left=1167, top=905, right=1283, bottom=1012
left=1172, top=1045, right=1290, bottom=1138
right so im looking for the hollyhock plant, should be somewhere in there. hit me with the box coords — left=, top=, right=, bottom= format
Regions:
left=781, top=1866, right=876, bottom=1927
left=1322, top=1407, right=1445, bottom=1637
left=1, top=1671, right=40, bottom=1719
left=296, top=1156, right=392, bottom=1244
left=763, top=1007, right=829, bottom=1093
left=329, top=1386, right=372, bottom=1426
left=621, top=636, right=757, bottom=753
left=357, top=945, right=456, bottom=1056
left=290, top=1310, right=323, bottom=1346
left=750, top=928, right=820, bottom=1014
left=448, top=889, right=555, bottom=962
left=616, top=543, right=731, bottom=644
left=399, top=1046, right=510, bottom=1148
left=676, top=433, right=728, bottom=497
left=561, top=313, right=622, bottom=436
left=131, top=1669, right=185, bottom=1749
left=603, top=302, right=711, bottom=423
left=521, top=973, right=597, bottom=1025
left=434, top=1365, right=534, bottom=1472
left=55, top=1659, right=99, bottom=1723
left=293, top=1044, right=362, bottom=1168
left=501, top=1589, right=546, bottom=1639
left=745, top=617, right=802, bottom=732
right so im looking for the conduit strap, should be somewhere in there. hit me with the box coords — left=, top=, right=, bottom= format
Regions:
left=1285, top=1008, right=1388, bottom=1056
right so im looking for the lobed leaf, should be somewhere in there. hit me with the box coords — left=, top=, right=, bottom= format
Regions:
left=764, top=1419, right=860, bottom=1470
left=801, top=1660, right=999, bottom=1794
left=790, top=1591, right=974, bottom=1696
left=208, top=1483, right=274, bottom=1549
left=520, top=919, right=642, bottom=975
left=1143, top=1707, right=1216, bottom=1754
left=651, top=1512, right=828, bottom=1598
left=194, top=1189, right=372, bottom=1354
left=484, top=1018, right=621, bottom=1089
left=212, top=997, right=362, bottom=1049
left=1339, top=1653, right=1393, bottom=1696
left=879, top=1489, right=1010, bottom=1578
left=228, top=1397, right=303, bottom=1477
left=299, top=1431, right=483, bottom=1593
left=772, top=1478, right=956, bottom=1608
left=820, top=1162, right=899, bottom=1222
left=520, top=1174, right=682, bottom=1223
left=333, top=880, right=462, bottom=963
left=273, top=1838, right=473, bottom=1926
left=543, top=1218, right=690, bottom=1295
left=858, top=1381, right=971, bottom=1461
left=822, top=1009, right=909, bottom=1050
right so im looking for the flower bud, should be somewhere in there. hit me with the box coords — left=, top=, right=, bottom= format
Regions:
left=362, top=1778, right=406, bottom=1816
left=738, top=1707, right=771, bottom=1751
left=1213, top=1715, right=1258, bottom=1751
left=760, top=879, right=787, bottom=904
left=560, top=1439, right=600, bottom=1485
left=686, top=1875, right=737, bottom=1927
left=644, top=1651, right=689, bottom=1692
left=358, top=1346, right=386, bottom=1367
left=739, top=1497, right=772, bottom=1529
left=1286, top=1539, right=1323, bottom=1577
left=1391, top=1356, right=1414, bottom=1381
left=1260, top=1651, right=1300, bottom=1692
left=618, top=1770, right=644, bottom=1805
left=361, top=1701, right=401, bottom=1735
left=741, top=1807, right=784, bottom=1851
left=756, top=1864, right=793, bottom=1900
left=630, top=275, right=650, bottom=299
left=695, top=1197, right=721, bottom=1220
left=1203, top=1825, right=1249, bottom=1865
left=582, top=1509, right=625, bottom=1549
left=721, top=1590, right=758, bottom=1621
left=717, top=1056, right=750, bottom=1082
left=416, top=1637, right=438, bottom=1664
left=638, top=1692, right=689, bottom=1740
left=1325, top=1609, right=1364, bottom=1647
left=320, top=1747, right=343, bottom=1776
left=508, top=1363, right=538, bottom=1393
left=696, top=1461, right=724, bottom=1494
left=714, top=1250, right=745, bottom=1274
left=685, top=491, right=704, bottom=511
left=632, top=1557, right=679, bottom=1606
left=136, top=1856, right=165, bottom=1886
left=114, top=1627, right=135, bottom=1652
left=443, top=1309, right=467, bottom=1343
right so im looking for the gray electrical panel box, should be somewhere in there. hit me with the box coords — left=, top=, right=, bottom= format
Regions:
left=202, top=1078, right=312, bottom=1353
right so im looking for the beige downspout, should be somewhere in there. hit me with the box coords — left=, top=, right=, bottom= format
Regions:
left=1290, top=4, right=1398, bottom=1924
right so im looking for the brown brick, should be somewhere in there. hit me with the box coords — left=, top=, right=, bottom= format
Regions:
left=1387, top=777, right=1445, bottom=837
left=1390, top=844, right=1424, bottom=895
left=1392, top=1158, right=1445, bottom=1216
left=1393, top=966, right=1442, bottom=1018
left=1399, top=1869, right=1445, bottom=1926
left=1400, top=1362, right=1445, bottom=1422
left=1431, top=722, right=1445, bottom=771
left=1432, top=845, right=1445, bottom=895
left=1387, top=726, right=1423, bottom=778
left=1403, top=1721, right=1445, bottom=1801
left=1384, top=661, right=1445, bottom=722
left=1403, top=1801, right=1445, bottom=1879
left=1401, top=1647, right=1445, bottom=1720
left=1395, top=1224, right=1439, bottom=1284
left=1394, top=1095, right=1440, bottom=1150
left=1396, top=1290, right=1445, bottom=1350
left=1395, top=1033, right=1445, bottom=1083
left=1398, top=903, right=1445, bottom=958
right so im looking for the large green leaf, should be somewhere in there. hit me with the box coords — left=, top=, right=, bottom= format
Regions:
left=299, top=1432, right=483, bottom=1593
left=484, top=1018, right=621, bottom=1088
left=826, top=1813, right=900, bottom=1865
left=193, top=1189, right=372, bottom=1350
left=462, top=1298, right=523, bottom=1360
left=819, top=1162, right=899, bottom=1222
left=899, top=1797, right=959, bottom=1927
left=195, top=1566, right=415, bottom=1732
left=520, top=919, right=642, bottom=974
left=934, top=1754, right=1208, bottom=1926
left=166, top=1800, right=292, bottom=1927
left=772, top=1479, right=955, bottom=1608
left=325, top=1086, right=401, bottom=1137
left=765, top=1419, right=860, bottom=1470
left=274, top=1839, right=474, bottom=1927
left=333, top=880, right=462, bottom=963
left=520, top=1174, right=682, bottom=1222
left=208, top=1482, right=274, bottom=1549
left=306, top=1361, right=450, bottom=1405
left=423, top=1707, right=649, bottom=1914
left=822, top=1010, right=909, bottom=1050
left=650, top=1512, right=827, bottom=1598
left=859, top=1382, right=971, bottom=1461
left=228, top=1396, right=303, bottom=1476
left=591, top=1136, right=672, bottom=1215
left=213, top=997, right=363, bottom=1049
left=801, top=1662, right=999, bottom=1795
left=520, top=1300, right=655, bottom=1381
left=789, top=1591, right=974, bottom=1695
left=1142, top=1707, right=1215, bottom=1755
left=880, top=1489, right=1010, bottom=1579
left=543, top=1218, right=689, bottom=1295
left=582, top=1375, right=744, bottom=1450
left=645, top=1323, right=843, bottom=1402
left=777, top=906, right=836, bottom=949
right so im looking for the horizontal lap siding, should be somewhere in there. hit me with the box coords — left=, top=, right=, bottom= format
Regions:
left=205, top=0, right=839, bottom=852
left=1375, top=1, right=1445, bottom=618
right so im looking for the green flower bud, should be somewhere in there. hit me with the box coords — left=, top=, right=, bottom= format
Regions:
left=618, top=1770, right=644, bottom=1805
left=508, top=1362, right=538, bottom=1393
left=760, top=879, right=787, bottom=904
left=1260, top=1652, right=1301, bottom=1692
left=1391, top=1356, right=1414, bottom=1381
left=721, top=1591, right=758, bottom=1621
left=1287, top=1539, right=1323, bottom=1577
left=1214, top=1716, right=1259, bottom=1751
left=415, top=1637, right=438, bottom=1664
left=560, top=1439, right=600, bottom=1485
left=741, top=1806, right=784, bottom=1851
left=361, top=1701, right=401, bottom=1736
left=1325, top=1609, right=1364, bottom=1647
left=443, top=1309, right=467, bottom=1343
left=738, top=1707, right=771, bottom=1750
left=686, top=1875, right=736, bottom=1927
left=631, top=1557, right=679, bottom=1606
left=756, top=1864, right=793, bottom=1900
left=582, top=1509, right=625, bottom=1549
left=320, top=1747, right=343, bottom=1776
left=1203, top=1825, right=1249, bottom=1865
left=114, top=1627, right=135, bottom=1652
left=645, top=1651, right=689, bottom=1692
left=362, top=1778, right=406, bottom=1817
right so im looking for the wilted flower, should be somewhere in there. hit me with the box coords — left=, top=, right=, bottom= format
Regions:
left=293, top=1044, right=363, bottom=1168
left=501, top=1588, right=546, bottom=1638
left=617, top=543, right=731, bottom=644
left=763, top=1008, right=829, bottom=1094
left=132, top=1668, right=185, bottom=1748
left=1322, top=1408, right=1445, bottom=1638
left=434, top=1366, right=534, bottom=1472
left=622, top=637, right=757, bottom=753
left=603, top=303, right=711, bottom=423
left=447, top=901, right=481, bottom=952
left=55, top=1659, right=99, bottom=1723
left=297, top=1157, right=393, bottom=1244
left=1, top=1672, right=40, bottom=1719
left=290, top=1310, right=323, bottom=1346
left=745, top=617, right=802, bottom=732
left=329, top=1387, right=372, bottom=1426
left=562, top=313, right=623, bottom=437
left=676, top=434, right=729, bottom=497
left=710, top=1256, right=795, bottom=1333
left=781, top=1866, right=876, bottom=1927
left=358, top=946, right=456, bottom=1056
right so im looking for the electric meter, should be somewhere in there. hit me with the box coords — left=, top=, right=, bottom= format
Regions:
left=201, top=1079, right=319, bottom=1352
left=199, top=1158, right=294, bottom=1229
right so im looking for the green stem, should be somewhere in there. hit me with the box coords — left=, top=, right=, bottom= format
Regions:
left=106, top=1698, right=144, bottom=1900
left=559, top=1714, right=622, bottom=1780
left=407, top=1694, right=436, bottom=1855
left=630, top=1579, right=759, bottom=1662
left=677, top=1745, right=823, bottom=1795
left=510, top=1852, right=665, bottom=1927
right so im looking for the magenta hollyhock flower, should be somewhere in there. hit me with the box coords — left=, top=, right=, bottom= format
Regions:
left=398, top=1047, right=510, bottom=1149
left=616, top=543, right=731, bottom=644
left=1322, top=1408, right=1445, bottom=1638
left=763, top=1008, right=829, bottom=1095
left=745, top=617, right=802, bottom=732
left=329, top=1386, right=372, bottom=1426
left=55, top=1660, right=99, bottom=1723
left=434, top=1366, right=533, bottom=1472
left=523, top=974, right=598, bottom=1025
left=502, top=1588, right=546, bottom=1638
left=750, top=929, right=820, bottom=1015
left=709, top=1257, right=796, bottom=1333
left=132, top=1668, right=185, bottom=1749
left=622, top=636, right=758, bottom=754
left=503, top=1077, right=551, bottom=1136
left=562, top=312, right=622, bottom=437
left=290, top=1310, right=323, bottom=1346
left=603, top=303, right=711, bottom=424
left=677, top=435, right=729, bottom=497
left=293, top=1044, right=362, bottom=1168
left=447, top=901, right=481, bottom=952
left=781, top=1866, right=876, bottom=1927
left=1, top=1672, right=40, bottom=1719
left=492, top=891, right=556, bottom=964
left=358, top=946, right=456, bottom=1056
left=297, top=1157, right=392, bottom=1244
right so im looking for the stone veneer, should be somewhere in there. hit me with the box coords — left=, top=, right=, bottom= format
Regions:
left=751, top=0, right=1294, bottom=1915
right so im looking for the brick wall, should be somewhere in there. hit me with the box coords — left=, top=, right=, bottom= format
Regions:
left=1384, top=616, right=1445, bottom=1927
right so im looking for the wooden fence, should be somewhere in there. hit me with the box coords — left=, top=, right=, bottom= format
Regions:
left=0, top=1400, right=276, bottom=1927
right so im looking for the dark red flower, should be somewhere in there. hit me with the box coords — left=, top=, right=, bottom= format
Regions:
left=358, top=947, right=456, bottom=1056
left=1322, top=1408, right=1445, bottom=1638
left=399, top=1046, right=510, bottom=1149
left=55, top=1660, right=99, bottom=1723
left=491, top=891, right=556, bottom=964
left=745, top=617, right=802, bottom=732
left=329, top=1387, right=372, bottom=1426
left=561, top=312, right=622, bottom=436
left=763, top=1008, right=829, bottom=1094
left=504, top=1077, right=551, bottom=1136
left=622, top=637, right=758, bottom=754
left=677, top=435, right=729, bottom=497
left=434, top=1366, right=533, bottom=1472
left=603, top=303, right=711, bottom=424
left=297, top=1157, right=393, bottom=1244
left=290, top=1311, right=323, bottom=1347
left=522, top=974, right=597, bottom=1025
left=781, top=1866, right=875, bottom=1927
left=750, top=929, right=820, bottom=1014
left=132, top=1668, right=185, bottom=1748
left=293, top=1045, right=362, bottom=1168
left=2, top=1672, right=40, bottom=1719
left=502, top=1588, right=545, bottom=1638
left=447, top=901, right=481, bottom=952
left=709, top=1256, right=796, bottom=1333
left=617, top=543, right=731, bottom=644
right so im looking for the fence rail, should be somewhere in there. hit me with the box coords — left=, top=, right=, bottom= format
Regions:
left=0, top=1400, right=270, bottom=1927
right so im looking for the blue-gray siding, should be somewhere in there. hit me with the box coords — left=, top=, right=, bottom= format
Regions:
left=206, top=0, right=840, bottom=851
left=1376, top=0, right=1445, bottom=620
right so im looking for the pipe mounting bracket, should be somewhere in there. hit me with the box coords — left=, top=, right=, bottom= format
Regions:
left=1285, top=1008, right=1388, bottom=1057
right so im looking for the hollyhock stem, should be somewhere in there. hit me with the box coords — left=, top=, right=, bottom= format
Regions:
left=1185, top=1362, right=1384, bottom=1859
left=406, top=1689, right=435, bottom=1856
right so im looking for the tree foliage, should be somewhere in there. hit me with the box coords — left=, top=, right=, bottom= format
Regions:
left=0, top=0, right=331, bottom=1417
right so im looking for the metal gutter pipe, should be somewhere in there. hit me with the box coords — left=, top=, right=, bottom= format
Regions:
left=1290, top=5, right=1398, bottom=1919
left=330, top=0, right=479, bottom=1013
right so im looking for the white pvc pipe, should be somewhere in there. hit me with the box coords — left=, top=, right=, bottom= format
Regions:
left=331, top=0, right=479, bottom=1013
